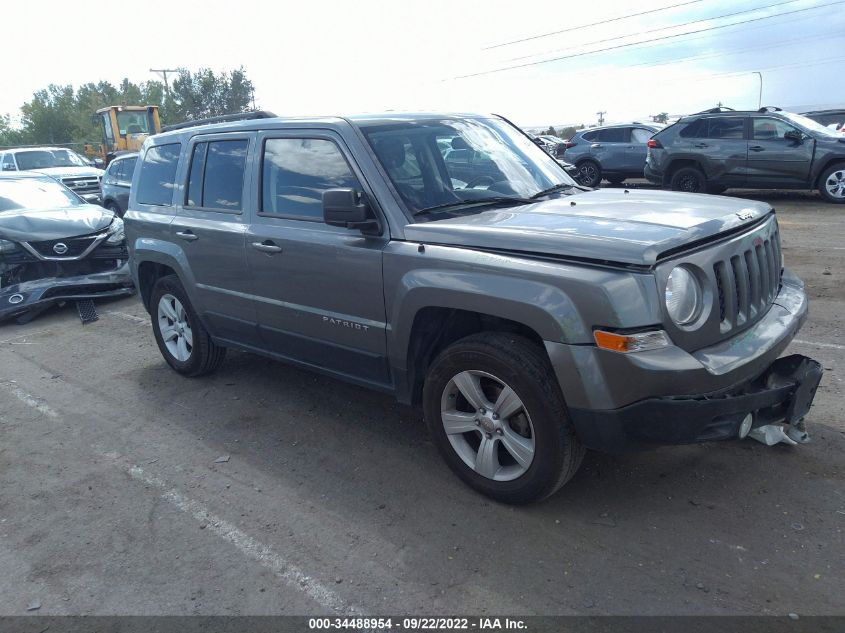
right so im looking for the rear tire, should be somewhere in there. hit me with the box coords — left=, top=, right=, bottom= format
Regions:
left=670, top=166, right=707, bottom=193
left=150, top=275, right=226, bottom=377
left=576, top=160, right=602, bottom=188
left=819, top=162, right=845, bottom=204
left=423, top=333, right=585, bottom=504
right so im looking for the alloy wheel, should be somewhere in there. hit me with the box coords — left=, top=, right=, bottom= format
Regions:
left=157, top=293, right=193, bottom=362
left=825, top=169, right=845, bottom=199
left=440, top=370, right=536, bottom=481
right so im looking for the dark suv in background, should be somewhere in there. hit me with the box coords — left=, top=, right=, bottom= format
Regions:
left=100, top=152, right=138, bottom=217
left=563, top=123, right=660, bottom=187
left=645, top=107, right=845, bottom=203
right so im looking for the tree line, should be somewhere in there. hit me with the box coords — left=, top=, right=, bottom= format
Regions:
left=0, top=67, right=256, bottom=148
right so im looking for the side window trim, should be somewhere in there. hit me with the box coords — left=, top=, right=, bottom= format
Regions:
left=182, top=135, right=251, bottom=215
left=256, top=130, right=376, bottom=224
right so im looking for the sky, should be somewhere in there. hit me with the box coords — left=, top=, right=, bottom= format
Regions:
left=3, top=0, right=844, bottom=129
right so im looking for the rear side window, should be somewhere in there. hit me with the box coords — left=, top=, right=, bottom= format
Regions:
left=137, top=143, right=181, bottom=206
left=631, top=128, right=653, bottom=143
left=185, top=139, right=248, bottom=211
left=262, top=138, right=360, bottom=220
left=123, top=157, right=138, bottom=180
left=596, top=128, right=629, bottom=143
left=679, top=119, right=706, bottom=138
left=705, top=117, right=745, bottom=139
left=107, top=159, right=124, bottom=178
left=581, top=130, right=598, bottom=141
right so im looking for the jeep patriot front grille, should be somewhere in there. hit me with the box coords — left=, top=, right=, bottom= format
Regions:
left=713, top=225, right=782, bottom=332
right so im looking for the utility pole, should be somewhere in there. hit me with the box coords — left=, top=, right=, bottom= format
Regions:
left=150, top=68, right=179, bottom=98
left=752, top=72, right=763, bottom=109
left=596, top=111, right=606, bottom=126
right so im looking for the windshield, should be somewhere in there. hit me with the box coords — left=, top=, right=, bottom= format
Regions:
left=14, top=149, right=89, bottom=170
left=361, top=117, right=577, bottom=218
left=782, top=112, right=843, bottom=138
left=0, top=177, right=84, bottom=212
left=117, top=111, right=150, bottom=135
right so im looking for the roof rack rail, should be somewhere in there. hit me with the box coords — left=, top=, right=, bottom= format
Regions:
left=161, top=110, right=278, bottom=133
left=758, top=106, right=783, bottom=113
left=695, top=106, right=735, bottom=114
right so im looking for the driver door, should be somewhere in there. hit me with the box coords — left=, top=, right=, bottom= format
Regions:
left=746, top=117, right=814, bottom=187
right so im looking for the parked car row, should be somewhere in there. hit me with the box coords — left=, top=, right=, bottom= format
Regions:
left=547, top=107, right=844, bottom=203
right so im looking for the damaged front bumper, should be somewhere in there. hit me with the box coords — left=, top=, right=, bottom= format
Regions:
left=569, top=354, right=822, bottom=452
left=0, top=261, right=134, bottom=322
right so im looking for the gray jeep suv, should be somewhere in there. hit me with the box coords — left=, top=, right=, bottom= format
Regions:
left=126, top=112, right=821, bottom=503
left=645, top=107, right=845, bottom=203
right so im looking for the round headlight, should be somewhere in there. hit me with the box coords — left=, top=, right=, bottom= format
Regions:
left=665, top=266, right=702, bottom=325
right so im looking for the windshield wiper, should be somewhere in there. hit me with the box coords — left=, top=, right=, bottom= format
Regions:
left=413, top=196, right=533, bottom=217
left=529, top=182, right=578, bottom=199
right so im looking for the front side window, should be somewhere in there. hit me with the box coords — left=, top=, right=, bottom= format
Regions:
left=136, top=143, right=181, bottom=206
left=752, top=118, right=800, bottom=140
left=361, top=117, right=576, bottom=217
left=0, top=177, right=84, bottom=212
left=706, top=118, right=745, bottom=139
left=262, top=138, right=360, bottom=219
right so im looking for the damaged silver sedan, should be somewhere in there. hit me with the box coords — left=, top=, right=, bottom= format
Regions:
left=0, top=172, right=134, bottom=323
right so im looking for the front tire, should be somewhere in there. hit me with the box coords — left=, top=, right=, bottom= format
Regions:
left=819, top=162, right=845, bottom=204
left=670, top=166, right=707, bottom=193
left=423, top=333, right=585, bottom=504
left=150, top=275, right=226, bottom=376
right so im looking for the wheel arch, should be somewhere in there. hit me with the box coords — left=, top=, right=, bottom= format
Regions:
left=132, top=241, right=196, bottom=313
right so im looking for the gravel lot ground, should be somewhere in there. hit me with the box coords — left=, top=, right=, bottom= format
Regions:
left=0, top=188, right=842, bottom=617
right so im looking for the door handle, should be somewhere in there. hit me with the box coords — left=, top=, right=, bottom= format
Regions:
left=175, top=230, right=198, bottom=241
left=693, top=143, right=709, bottom=148
left=251, top=241, right=283, bottom=254
left=590, top=143, right=603, bottom=148
left=749, top=145, right=765, bottom=152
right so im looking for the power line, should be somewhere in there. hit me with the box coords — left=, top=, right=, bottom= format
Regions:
left=505, top=0, right=801, bottom=63
left=482, top=0, right=705, bottom=50
left=453, top=0, right=845, bottom=80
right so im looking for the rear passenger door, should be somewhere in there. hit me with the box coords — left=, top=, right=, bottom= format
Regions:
left=746, top=117, right=814, bottom=186
left=591, top=127, right=629, bottom=172
left=681, top=116, right=748, bottom=185
left=625, top=127, right=653, bottom=174
left=171, top=133, right=260, bottom=344
left=246, top=131, right=391, bottom=388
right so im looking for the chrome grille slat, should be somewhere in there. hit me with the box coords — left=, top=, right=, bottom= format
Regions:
left=713, top=220, right=782, bottom=335
left=744, top=250, right=760, bottom=316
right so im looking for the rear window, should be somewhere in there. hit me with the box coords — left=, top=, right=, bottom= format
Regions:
left=137, top=143, right=181, bottom=206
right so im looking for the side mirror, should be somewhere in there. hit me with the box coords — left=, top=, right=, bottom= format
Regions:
left=93, top=158, right=104, bottom=168
left=784, top=130, right=803, bottom=143
left=322, top=189, right=381, bottom=234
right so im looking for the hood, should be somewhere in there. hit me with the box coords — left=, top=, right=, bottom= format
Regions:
left=31, top=166, right=104, bottom=179
left=0, top=205, right=114, bottom=242
left=403, top=189, right=773, bottom=267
